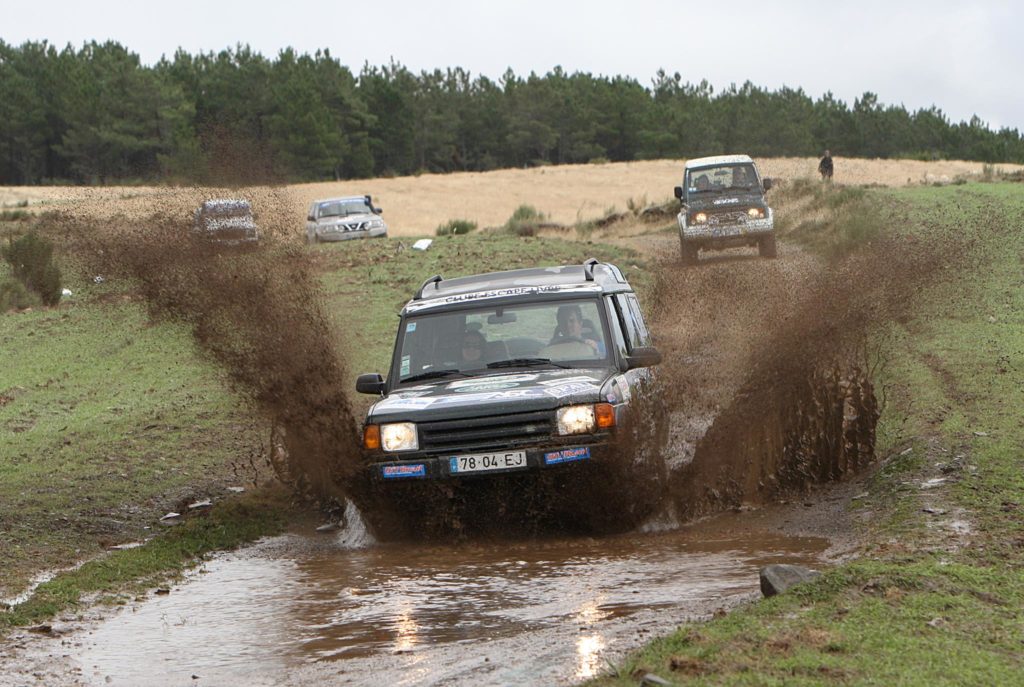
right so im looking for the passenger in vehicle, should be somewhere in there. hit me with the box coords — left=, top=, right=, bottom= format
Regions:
left=733, top=167, right=754, bottom=187
left=695, top=174, right=711, bottom=191
left=461, top=330, right=487, bottom=365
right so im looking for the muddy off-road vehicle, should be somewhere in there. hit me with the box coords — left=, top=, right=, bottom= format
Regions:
left=355, top=260, right=665, bottom=497
left=191, top=199, right=260, bottom=245
left=306, top=195, right=387, bottom=244
left=674, top=154, right=775, bottom=264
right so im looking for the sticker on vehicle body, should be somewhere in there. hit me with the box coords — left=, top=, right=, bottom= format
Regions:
left=539, top=376, right=596, bottom=386
left=381, top=464, right=427, bottom=479
left=544, top=447, right=591, bottom=465
left=713, top=198, right=740, bottom=205
left=543, top=381, right=599, bottom=398
left=447, top=374, right=537, bottom=392
left=374, top=396, right=436, bottom=411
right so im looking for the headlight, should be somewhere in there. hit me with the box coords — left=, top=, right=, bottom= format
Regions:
left=747, top=207, right=765, bottom=219
left=368, top=219, right=384, bottom=229
left=692, top=212, right=708, bottom=224
left=557, top=405, right=596, bottom=435
left=381, top=422, right=418, bottom=451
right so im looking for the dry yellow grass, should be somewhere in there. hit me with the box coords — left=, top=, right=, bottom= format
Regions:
left=1, top=157, right=1018, bottom=238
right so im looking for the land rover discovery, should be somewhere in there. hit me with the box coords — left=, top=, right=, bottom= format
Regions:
left=355, top=260, right=665, bottom=496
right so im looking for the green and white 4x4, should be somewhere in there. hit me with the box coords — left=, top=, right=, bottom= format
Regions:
left=355, top=259, right=665, bottom=490
left=673, top=154, right=775, bottom=264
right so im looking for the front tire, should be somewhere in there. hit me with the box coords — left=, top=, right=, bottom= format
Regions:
left=759, top=235, right=777, bottom=258
left=680, top=237, right=699, bottom=265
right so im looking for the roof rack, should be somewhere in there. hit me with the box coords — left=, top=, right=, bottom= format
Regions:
left=582, top=258, right=601, bottom=282
left=414, top=274, right=443, bottom=299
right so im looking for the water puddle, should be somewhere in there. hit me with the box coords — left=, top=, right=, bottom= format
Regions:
left=42, top=515, right=826, bottom=686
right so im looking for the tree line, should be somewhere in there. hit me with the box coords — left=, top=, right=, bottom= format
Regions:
left=2, top=40, right=1022, bottom=185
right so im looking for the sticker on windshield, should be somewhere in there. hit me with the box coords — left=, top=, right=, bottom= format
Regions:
left=400, top=356, right=410, bottom=376
left=405, top=322, right=417, bottom=332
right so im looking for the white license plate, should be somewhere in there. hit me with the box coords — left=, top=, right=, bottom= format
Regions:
left=449, top=451, right=527, bottom=474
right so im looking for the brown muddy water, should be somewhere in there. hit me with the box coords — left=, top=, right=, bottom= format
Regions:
left=15, top=514, right=825, bottom=686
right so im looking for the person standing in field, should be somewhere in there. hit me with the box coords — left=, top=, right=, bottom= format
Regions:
left=818, top=149, right=834, bottom=181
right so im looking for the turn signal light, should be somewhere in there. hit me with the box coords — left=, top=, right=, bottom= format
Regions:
left=363, top=424, right=381, bottom=450
left=595, top=403, right=615, bottom=429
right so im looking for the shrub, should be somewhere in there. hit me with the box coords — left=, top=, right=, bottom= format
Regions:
left=503, top=205, right=547, bottom=236
left=436, top=219, right=478, bottom=236
left=2, top=231, right=62, bottom=306
left=0, top=277, right=40, bottom=311
left=0, top=210, right=30, bottom=222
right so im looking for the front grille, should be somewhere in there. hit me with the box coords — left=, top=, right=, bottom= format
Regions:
left=343, top=221, right=368, bottom=231
left=419, top=410, right=554, bottom=452
left=706, top=210, right=747, bottom=225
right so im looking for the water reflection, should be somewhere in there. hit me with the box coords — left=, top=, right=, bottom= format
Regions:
left=576, top=634, right=606, bottom=679
left=64, top=519, right=827, bottom=686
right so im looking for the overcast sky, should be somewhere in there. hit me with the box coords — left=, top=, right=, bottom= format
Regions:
left=4, top=0, right=1021, bottom=132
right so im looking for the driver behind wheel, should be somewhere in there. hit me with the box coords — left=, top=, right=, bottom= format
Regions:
left=550, top=304, right=605, bottom=356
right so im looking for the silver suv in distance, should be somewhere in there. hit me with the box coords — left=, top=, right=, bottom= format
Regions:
left=306, top=195, right=387, bottom=244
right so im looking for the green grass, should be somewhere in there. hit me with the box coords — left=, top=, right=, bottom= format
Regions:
left=591, top=183, right=1024, bottom=685
left=0, top=281, right=267, bottom=597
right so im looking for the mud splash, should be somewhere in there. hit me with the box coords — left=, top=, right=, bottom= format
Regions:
left=71, top=197, right=364, bottom=504
left=650, top=226, right=973, bottom=518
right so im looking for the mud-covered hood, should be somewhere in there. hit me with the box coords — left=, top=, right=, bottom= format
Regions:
left=367, top=368, right=617, bottom=422
left=686, top=191, right=767, bottom=213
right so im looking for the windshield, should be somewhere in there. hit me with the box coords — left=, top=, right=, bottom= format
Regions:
left=393, top=299, right=610, bottom=383
left=686, top=164, right=759, bottom=195
left=201, top=201, right=252, bottom=219
left=317, top=199, right=373, bottom=218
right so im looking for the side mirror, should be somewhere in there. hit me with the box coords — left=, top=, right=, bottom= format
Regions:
left=306, top=214, right=315, bottom=221
left=673, top=186, right=683, bottom=200
left=356, top=373, right=386, bottom=395
left=374, top=207, right=383, bottom=215
left=624, top=346, right=662, bottom=370
left=762, top=178, right=773, bottom=191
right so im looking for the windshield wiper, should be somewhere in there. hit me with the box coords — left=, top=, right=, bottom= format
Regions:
left=402, top=369, right=472, bottom=383
left=487, top=358, right=572, bottom=369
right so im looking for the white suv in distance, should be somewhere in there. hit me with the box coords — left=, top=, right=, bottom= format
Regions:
left=306, top=195, right=387, bottom=244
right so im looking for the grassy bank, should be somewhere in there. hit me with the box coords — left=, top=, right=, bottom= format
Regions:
left=591, top=182, right=1024, bottom=685
left=1, top=227, right=637, bottom=627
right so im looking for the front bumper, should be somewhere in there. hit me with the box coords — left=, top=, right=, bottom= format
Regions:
left=368, top=441, right=611, bottom=481
left=314, top=226, right=387, bottom=242
left=680, top=216, right=773, bottom=243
